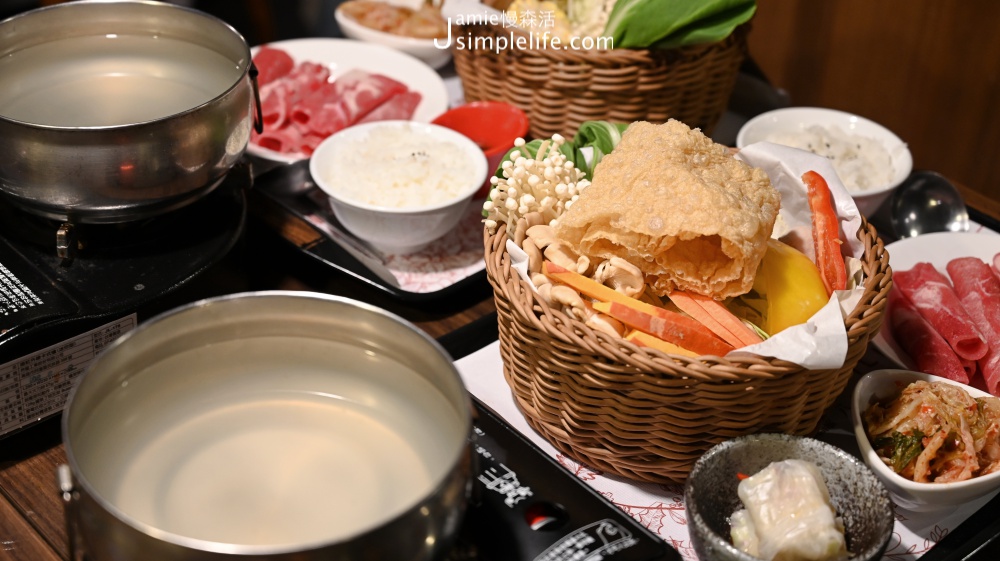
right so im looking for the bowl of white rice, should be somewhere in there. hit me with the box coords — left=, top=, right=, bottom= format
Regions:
left=309, top=120, right=488, bottom=254
left=736, top=107, right=912, bottom=218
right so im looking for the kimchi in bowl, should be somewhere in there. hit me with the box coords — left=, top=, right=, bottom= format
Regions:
left=852, top=369, right=1000, bottom=512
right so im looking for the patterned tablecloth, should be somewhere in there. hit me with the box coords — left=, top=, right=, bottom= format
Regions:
left=455, top=329, right=998, bottom=561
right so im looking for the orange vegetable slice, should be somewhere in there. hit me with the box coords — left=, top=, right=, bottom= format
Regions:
left=668, top=290, right=763, bottom=348
left=592, top=301, right=734, bottom=357
left=625, top=330, right=699, bottom=357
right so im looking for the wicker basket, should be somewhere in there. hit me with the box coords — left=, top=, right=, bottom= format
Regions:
left=484, top=220, right=893, bottom=484
left=452, top=5, right=749, bottom=139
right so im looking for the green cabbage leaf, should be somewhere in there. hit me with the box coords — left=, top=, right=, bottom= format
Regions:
left=604, top=0, right=756, bottom=50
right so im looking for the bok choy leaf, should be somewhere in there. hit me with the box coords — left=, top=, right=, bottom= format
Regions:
left=604, top=0, right=756, bottom=50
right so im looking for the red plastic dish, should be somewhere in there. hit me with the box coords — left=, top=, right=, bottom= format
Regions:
left=432, top=101, right=530, bottom=196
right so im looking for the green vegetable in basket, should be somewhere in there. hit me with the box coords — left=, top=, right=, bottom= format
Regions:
left=569, top=120, right=629, bottom=180
left=482, top=121, right=628, bottom=227
left=605, top=0, right=756, bottom=49
left=487, top=120, right=627, bottom=187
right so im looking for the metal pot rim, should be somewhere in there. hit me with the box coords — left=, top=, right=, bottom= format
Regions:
left=61, top=290, right=474, bottom=555
left=0, top=0, right=254, bottom=131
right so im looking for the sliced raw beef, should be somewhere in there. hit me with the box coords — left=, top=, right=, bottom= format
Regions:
left=948, top=257, right=1000, bottom=332
left=959, top=293, right=1000, bottom=394
left=252, top=46, right=295, bottom=84
left=256, top=63, right=331, bottom=134
left=285, top=61, right=331, bottom=99
left=247, top=47, right=420, bottom=157
left=960, top=356, right=978, bottom=380
left=333, top=69, right=408, bottom=122
left=948, top=257, right=1000, bottom=395
left=299, top=132, right=327, bottom=157
left=889, top=290, right=969, bottom=383
left=894, top=262, right=988, bottom=361
left=259, top=82, right=292, bottom=129
left=290, top=82, right=348, bottom=135
left=252, top=126, right=304, bottom=154
left=358, top=90, right=422, bottom=123
left=291, top=70, right=408, bottom=136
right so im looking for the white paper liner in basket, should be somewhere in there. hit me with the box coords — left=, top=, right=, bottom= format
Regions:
left=507, top=141, right=867, bottom=369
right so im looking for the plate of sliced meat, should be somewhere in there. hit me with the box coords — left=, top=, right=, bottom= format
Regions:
left=246, top=38, right=449, bottom=163
left=873, top=231, right=1000, bottom=396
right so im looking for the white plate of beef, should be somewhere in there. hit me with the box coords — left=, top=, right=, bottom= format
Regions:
left=246, top=38, right=449, bottom=164
left=872, top=231, right=1000, bottom=373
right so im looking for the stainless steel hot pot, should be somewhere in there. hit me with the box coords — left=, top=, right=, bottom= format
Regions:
left=0, top=0, right=262, bottom=223
left=60, top=292, right=473, bottom=560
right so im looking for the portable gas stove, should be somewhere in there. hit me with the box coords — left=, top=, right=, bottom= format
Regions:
left=442, top=398, right=679, bottom=561
left=2, top=162, right=680, bottom=561
left=434, top=317, right=679, bottom=561
left=0, top=163, right=248, bottom=438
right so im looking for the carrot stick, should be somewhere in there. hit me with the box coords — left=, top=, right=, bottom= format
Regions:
left=669, top=290, right=763, bottom=348
left=802, top=170, right=848, bottom=295
left=625, top=330, right=699, bottom=357
left=544, top=260, right=733, bottom=355
left=543, top=261, right=645, bottom=308
left=593, top=301, right=734, bottom=356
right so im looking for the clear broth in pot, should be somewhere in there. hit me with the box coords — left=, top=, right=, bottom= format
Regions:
left=71, top=336, right=465, bottom=547
left=0, top=34, right=243, bottom=127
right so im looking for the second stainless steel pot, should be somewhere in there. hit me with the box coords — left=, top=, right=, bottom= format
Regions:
left=60, top=292, right=473, bottom=560
left=0, top=0, right=262, bottom=223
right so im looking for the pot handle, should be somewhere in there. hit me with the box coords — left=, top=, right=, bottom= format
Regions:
left=57, top=464, right=84, bottom=561
left=249, top=61, right=264, bottom=135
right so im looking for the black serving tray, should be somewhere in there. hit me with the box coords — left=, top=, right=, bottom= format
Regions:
left=249, top=162, right=488, bottom=303
left=439, top=312, right=1000, bottom=561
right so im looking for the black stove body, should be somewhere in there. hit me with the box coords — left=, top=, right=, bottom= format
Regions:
left=0, top=165, right=248, bottom=438
left=451, top=400, right=679, bottom=561
left=1, top=163, right=679, bottom=560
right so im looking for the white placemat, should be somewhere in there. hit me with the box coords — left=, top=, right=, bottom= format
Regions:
left=455, top=340, right=998, bottom=560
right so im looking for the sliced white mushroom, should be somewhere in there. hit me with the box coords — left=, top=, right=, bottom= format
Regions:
left=593, top=257, right=645, bottom=298
left=530, top=272, right=551, bottom=287
left=513, top=217, right=530, bottom=247
left=522, top=211, right=546, bottom=230
left=536, top=282, right=553, bottom=304
left=522, top=238, right=544, bottom=274
left=586, top=312, right=626, bottom=338
left=544, top=243, right=590, bottom=275
left=549, top=284, right=587, bottom=318
left=525, top=224, right=560, bottom=250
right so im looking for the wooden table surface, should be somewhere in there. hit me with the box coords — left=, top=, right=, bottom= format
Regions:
left=0, top=196, right=497, bottom=561
left=2, top=180, right=997, bottom=561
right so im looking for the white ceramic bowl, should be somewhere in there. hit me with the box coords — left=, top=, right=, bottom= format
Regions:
left=335, top=3, right=451, bottom=70
left=309, top=120, right=487, bottom=255
left=852, top=369, right=1000, bottom=512
left=737, top=107, right=912, bottom=217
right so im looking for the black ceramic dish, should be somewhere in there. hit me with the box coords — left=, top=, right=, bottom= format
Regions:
left=684, top=433, right=894, bottom=561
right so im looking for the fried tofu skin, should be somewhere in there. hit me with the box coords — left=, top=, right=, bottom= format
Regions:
left=555, top=120, right=779, bottom=299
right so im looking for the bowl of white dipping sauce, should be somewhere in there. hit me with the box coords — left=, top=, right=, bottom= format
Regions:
left=737, top=107, right=912, bottom=218
left=61, top=292, right=473, bottom=561
left=309, top=120, right=488, bottom=255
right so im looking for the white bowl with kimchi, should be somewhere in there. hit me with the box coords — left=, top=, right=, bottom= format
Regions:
left=335, top=0, right=452, bottom=69
left=852, top=369, right=1000, bottom=511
